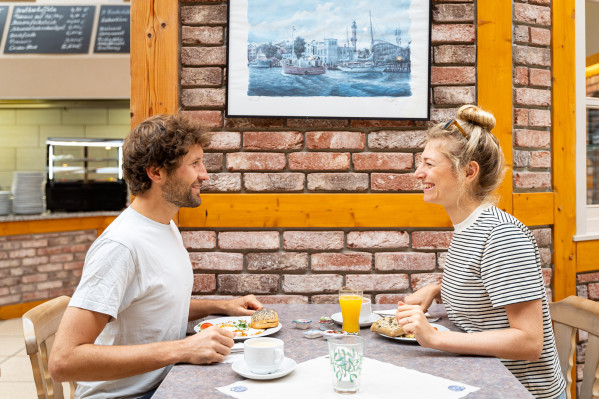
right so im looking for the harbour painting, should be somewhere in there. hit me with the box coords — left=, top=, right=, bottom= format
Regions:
left=226, top=0, right=431, bottom=120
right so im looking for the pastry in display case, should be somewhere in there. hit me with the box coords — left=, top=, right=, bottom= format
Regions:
left=46, top=138, right=128, bottom=212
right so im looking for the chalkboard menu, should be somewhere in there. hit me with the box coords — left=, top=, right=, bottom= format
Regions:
left=0, top=7, right=8, bottom=45
left=4, top=6, right=94, bottom=54
left=94, top=5, right=130, bottom=54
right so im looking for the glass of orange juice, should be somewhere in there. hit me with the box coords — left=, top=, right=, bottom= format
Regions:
left=339, top=286, right=362, bottom=334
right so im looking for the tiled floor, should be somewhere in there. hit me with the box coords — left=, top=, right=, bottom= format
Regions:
left=0, top=317, right=71, bottom=398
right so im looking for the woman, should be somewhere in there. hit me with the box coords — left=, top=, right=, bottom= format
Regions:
left=396, top=105, right=566, bottom=398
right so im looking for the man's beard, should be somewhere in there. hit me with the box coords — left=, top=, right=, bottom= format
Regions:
left=162, top=175, right=202, bottom=208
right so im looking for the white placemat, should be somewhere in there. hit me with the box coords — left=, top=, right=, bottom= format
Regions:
left=218, top=356, right=479, bottom=398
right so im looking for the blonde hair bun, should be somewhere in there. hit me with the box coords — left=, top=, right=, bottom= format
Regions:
left=457, top=104, right=496, bottom=131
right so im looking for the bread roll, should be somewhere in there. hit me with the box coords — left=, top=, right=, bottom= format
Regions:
left=250, top=309, right=279, bottom=329
left=370, top=316, right=405, bottom=337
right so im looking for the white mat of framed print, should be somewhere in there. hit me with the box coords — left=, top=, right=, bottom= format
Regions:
left=226, top=0, right=431, bottom=120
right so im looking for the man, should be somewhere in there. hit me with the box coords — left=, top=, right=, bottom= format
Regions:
left=49, top=114, right=263, bottom=399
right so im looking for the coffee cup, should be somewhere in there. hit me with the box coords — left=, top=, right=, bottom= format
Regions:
left=359, top=297, right=372, bottom=323
left=244, top=337, right=284, bottom=374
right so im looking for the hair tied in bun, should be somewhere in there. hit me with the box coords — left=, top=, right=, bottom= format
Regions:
left=456, top=104, right=496, bottom=131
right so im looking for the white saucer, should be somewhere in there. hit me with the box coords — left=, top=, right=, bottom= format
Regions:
left=231, top=357, right=296, bottom=380
left=331, top=312, right=382, bottom=327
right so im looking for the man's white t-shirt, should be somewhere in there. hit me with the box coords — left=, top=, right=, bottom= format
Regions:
left=70, top=207, right=193, bottom=399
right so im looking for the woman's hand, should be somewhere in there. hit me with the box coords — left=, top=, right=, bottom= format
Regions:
left=395, top=301, right=438, bottom=346
left=403, top=284, right=441, bottom=312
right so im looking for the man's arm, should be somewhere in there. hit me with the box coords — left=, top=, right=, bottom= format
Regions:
left=49, top=306, right=235, bottom=382
left=188, top=294, right=263, bottom=321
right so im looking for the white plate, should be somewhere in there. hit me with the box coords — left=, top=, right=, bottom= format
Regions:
left=231, top=357, right=296, bottom=380
left=194, top=316, right=282, bottom=340
left=373, top=309, right=441, bottom=323
left=331, top=312, right=382, bottom=327
left=377, top=323, right=450, bottom=342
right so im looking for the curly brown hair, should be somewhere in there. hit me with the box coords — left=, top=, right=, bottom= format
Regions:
left=123, top=114, right=210, bottom=195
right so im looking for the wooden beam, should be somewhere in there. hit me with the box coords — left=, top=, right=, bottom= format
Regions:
left=477, top=0, right=513, bottom=214
left=552, top=0, right=577, bottom=301
left=512, top=192, right=554, bottom=226
left=576, top=240, right=599, bottom=273
left=130, top=0, right=179, bottom=129
left=0, top=299, right=49, bottom=320
left=0, top=216, right=116, bottom=237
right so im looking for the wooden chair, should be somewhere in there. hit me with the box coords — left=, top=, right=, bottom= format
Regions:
left=22, top=296, right=75, bottom=399
left=550, top=295, right=599, bottom=399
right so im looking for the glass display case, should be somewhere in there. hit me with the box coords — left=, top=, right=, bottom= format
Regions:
left=46, top=138, right=128, bottom=211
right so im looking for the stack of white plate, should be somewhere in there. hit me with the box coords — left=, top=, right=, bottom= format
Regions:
left=0, top=191, right=11, bottom=215
left=11, top=172, right=45, bottom=215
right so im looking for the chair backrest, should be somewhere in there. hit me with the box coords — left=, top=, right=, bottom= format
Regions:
left=550, top=295, right=599, bottom=399
left=22, top=296, right=75, bottom=399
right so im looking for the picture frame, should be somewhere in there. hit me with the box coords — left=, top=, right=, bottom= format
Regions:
left=225, top=0, right=431, bottom=120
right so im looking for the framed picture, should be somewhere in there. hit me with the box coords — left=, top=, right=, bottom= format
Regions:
left=226, top=0, right=431, bottom=120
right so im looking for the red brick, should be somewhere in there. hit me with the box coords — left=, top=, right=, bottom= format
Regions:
left=514, top=3, right=551, bottom=25
left=287, top=119, right=348, bottom=129
left=529, top=68, right=551, bottom=87
left=515, top=129, right=550, bottom=148
left=0, top=295, right=22, bottom=306
left=306, top=131, right=365, bottom=150
left=433, top=86, right=475, bottom=105
left=244, top=173, right=305, bottom=192
left=433, top=45, right=476, bottom=64
left=346, top=274, right=409, bottom=291
left=37, top=281, right=63, bottom=291
left=375, top=252, right=436, bottom=271
left=437, top=252, right=448, bottom=269
left=431, top=67, right=476, bottom=85
left=430, top=108, right=460, bottom=123
left=227, top=153, right=286, bottom=171
left=22, top=274, right=47, bottom=283
left=9, top=248, right=36, bottom=258
left=48, top=236, right=73, bottom=246
left=21, top=239, right=48, bottom=249
left=375, top=294, right=410, bottom=305
left=307, top=173, right=369, bottom=192
left=255, top=295, right=309, bottom=304
left=367, top=131, right=426, bottom=150
left=181, top=47, right=226, bottom=66
left=576, top=272, right=599, bottom=284
left=432, top=4, right=474, bottom=22
left=353, top=153, right=413, bottom=171
left=247, top=253, right=308, bottom=272
left=588, top=283, right=599, bottom=301
left=218, top=231, right=279, bottom=250
left=225, top=118, right=285, bottom=129
left=532, top=228, right=552, bottom=247
left=64, top=261, right=84, bottom=270
left=514, top=67, right=529, bottom=85
left=514, top=172, right=551, bottom=189
left=189, top=252, right=243, bottom=271
left=371, top=173, right=421, bottom=191
left=311, top=295, right=340, bottom=304
left=539, top=248, right=552, bottom=266
left=181, top=88, right=225, bottom=107
left=283, top=231, right=344, bottom=250
left=530, top=151, right=551, bottom=168
left=541, top=268, right=552, bottom=287
left=311, top=252, right=372, bottom=272
left=201, top=173, right=241, bottom=192
left=181, top=110, right=223, bottom=128
left=181, top=231, right=217, bottom=250
left=36, top=246, right=64, bottom=256
left=289, top=153, right=350, bottom=171
left=530, top=27, right=551, bottom=46
left=515, top=88, right=551, bottom=106
left=22, top=256, right=50, bottom=266
left=347, top=231, right=409, bottom=249
left=193, top=274, right=216, bottom=293
left=0, top=277, right=20, bottom=287
left=203, top=153, right=223, bottom=172
left=351, top=120, right=413, bottom=128
left=218, top=274, right=279, bottom=294
left=244, top=131, right=303, bottom=151
left=180, top=5, right=227, bottom=24
left=203, top=132, right=241, bottom=150
left=62, top=244, right=91, bottom=253
left=181, top=26, right=223, bottom=45
left=514, top=108, right=529, bottom=126
left=431, top=24, right=475, bottom=43
left=49, top=253, right=74, bottom=263
left=181, top=67, right=222, bottom=87
left=412, top=231, right=453, bottom=249
left=282, top=274, right=343, bottom=293
left=411, top=273, right=444, bottom=290
left=514, top=25, right=530, bottom=44
left=37, top=264, right=64, bottom=273
left=1, top=242, right=20, bottom=250
left=514, top=45, right=551, bottom=67
left=528, top=109, right=551, bottom=127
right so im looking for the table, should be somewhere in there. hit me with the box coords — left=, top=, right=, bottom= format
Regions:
left=153, top=304, right=533, bottom=398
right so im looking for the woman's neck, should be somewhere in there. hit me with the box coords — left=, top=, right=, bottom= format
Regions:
left=445, top=197, right=483, bottom=225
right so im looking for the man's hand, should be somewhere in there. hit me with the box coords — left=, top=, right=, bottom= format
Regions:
left=225, top=294, right=263, bottom=316
left=179, top=326, right=235, bottom=364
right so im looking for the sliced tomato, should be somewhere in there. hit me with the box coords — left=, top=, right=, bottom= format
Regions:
left=200, top=322, right=213, bottom=330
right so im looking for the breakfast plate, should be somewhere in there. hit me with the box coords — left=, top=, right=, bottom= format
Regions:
left=194, top=316, right=282, bottom=340
left=331, top=312, right=382, bottom=327
left=373, top=309, right=441, bottom=323
left=232, top=357, right=296, bottom=380
left=377, top=323, right=450, bottom=343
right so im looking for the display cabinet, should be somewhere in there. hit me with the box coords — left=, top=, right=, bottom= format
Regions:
left=46, top=138, right=128, bottom=211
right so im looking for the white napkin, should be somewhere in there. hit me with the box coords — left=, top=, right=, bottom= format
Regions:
left=223, top=343, right=245, bottom=364
left=218, top=356, right=479, bottom=399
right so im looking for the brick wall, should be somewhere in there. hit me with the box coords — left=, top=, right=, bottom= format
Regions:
left=0, top=230, right=95, bottom=306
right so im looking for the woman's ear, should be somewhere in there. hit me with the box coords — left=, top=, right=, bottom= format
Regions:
left=465, top=161, right=480, bottom=183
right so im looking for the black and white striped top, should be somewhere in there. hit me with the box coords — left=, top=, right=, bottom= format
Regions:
left=441, top=204, right=565, bottom=398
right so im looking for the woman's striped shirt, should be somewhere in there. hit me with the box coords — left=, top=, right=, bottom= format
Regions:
left=441, top=204, right=565, bottom=398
